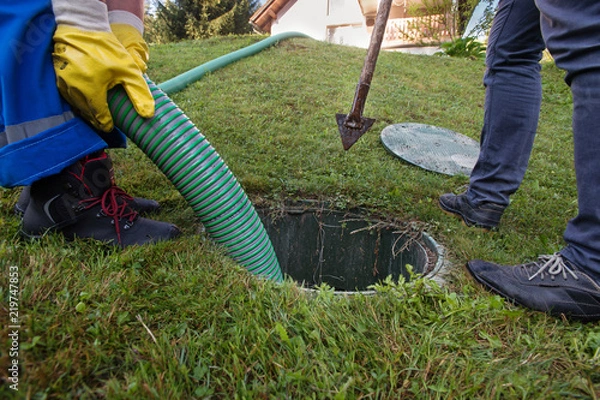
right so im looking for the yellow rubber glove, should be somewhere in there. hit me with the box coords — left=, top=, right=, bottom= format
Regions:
left=111, top=23, right=150, bottom=73
left=52, top=25, right=154, bottom=132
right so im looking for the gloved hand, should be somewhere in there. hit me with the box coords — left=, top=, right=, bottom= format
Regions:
left=109, top=10, right=150, bottom=73
left=51, top=0, right=154, bottom=132
left=111, top=24, right=150, bottom=73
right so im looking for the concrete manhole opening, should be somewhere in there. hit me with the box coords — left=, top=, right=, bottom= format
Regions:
left=257, top=203, right=444, bottom=293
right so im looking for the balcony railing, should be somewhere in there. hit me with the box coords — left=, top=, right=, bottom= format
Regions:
left=383, top=14, right=453, bottom=47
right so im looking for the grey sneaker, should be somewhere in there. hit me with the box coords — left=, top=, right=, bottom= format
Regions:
left=439, top=192, right=504, bottom=230
left=467, top=253, right=600, bottom=322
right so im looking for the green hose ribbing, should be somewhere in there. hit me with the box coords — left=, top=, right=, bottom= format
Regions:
left=108, top=78, right=283, bottom=282
left=158, top=32, right=310, bottom=95
left=104, top=33, right=312, bottom=282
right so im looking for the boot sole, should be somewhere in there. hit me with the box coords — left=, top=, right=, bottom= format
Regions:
left=438, top=201, right=494, bottom=232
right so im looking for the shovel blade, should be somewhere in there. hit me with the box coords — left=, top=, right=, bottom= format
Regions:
left=336, top=113, right=376, bottom=150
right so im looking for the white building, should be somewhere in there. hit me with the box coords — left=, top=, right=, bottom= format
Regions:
left=250, top=0, right=454, bottom=49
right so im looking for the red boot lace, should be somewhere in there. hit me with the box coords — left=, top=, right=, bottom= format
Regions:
left=79, top=186, right=139, bottom=245
left=69, top=151, right=114, bottom=195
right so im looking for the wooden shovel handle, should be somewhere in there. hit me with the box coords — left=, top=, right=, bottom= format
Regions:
left=348, top=0, right=394, bottom=118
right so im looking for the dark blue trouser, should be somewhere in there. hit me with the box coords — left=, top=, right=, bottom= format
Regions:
left=536, top=0, right=600, bottom=279
left=467, top=0, right=545, bottom=207
left=467, top=0, right=600, bottom=279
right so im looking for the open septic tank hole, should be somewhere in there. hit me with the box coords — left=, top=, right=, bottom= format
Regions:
left=257, top=202, right=444, bottom=293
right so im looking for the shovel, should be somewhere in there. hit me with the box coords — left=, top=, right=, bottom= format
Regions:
left=337, top=0, right=393, bottom=150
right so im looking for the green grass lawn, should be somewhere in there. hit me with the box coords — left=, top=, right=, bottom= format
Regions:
left=1, top=35, right=599, bottom=399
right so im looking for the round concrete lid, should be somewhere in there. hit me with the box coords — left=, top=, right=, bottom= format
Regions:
left=381, top=123, right=480, bottom=176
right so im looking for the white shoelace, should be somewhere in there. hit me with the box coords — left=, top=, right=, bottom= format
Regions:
left=528, top=253, right=579, bottom=281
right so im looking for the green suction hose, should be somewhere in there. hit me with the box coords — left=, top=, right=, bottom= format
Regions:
left=105, top=33, right=312, bottom=282
left=158, top=31, right=309, bottom=95
left=108, top=78, right=283, bottom=282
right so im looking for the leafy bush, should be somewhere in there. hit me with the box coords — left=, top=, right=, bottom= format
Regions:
left=438, top=36, right=486, bottom=59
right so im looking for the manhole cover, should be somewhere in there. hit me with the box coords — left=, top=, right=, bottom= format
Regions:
left=380, top=123, right=480, bottom=176
left=257, top=202, right=445, bottom=293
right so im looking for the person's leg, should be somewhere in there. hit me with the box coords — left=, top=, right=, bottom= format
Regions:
left=469, top=0, right=546, bottom=207
left=0, top=1, right=112, bottom=187
left=467, top=1, right=600, bottom=322
left=1, top=1, right=180, bottom=247
left=560, top=74, right=600, bottom=280
left=439, top=0, right=546, bottom=229
left=536, top=0, right=600, bottom=282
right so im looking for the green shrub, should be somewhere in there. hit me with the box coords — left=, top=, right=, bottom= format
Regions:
left=438, top=36, right=486, bottom=59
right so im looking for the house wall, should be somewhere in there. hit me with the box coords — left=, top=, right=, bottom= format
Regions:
left=271, top=0, right=368, bottom=48
left=266, top=0, right=452, bottom=49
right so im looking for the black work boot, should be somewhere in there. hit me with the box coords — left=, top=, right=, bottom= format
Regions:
left=14, top=184, right=160, bottom=217
left=21, top=151, right=180, bottom=247
left=439, top=191, right=504, bottom=230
